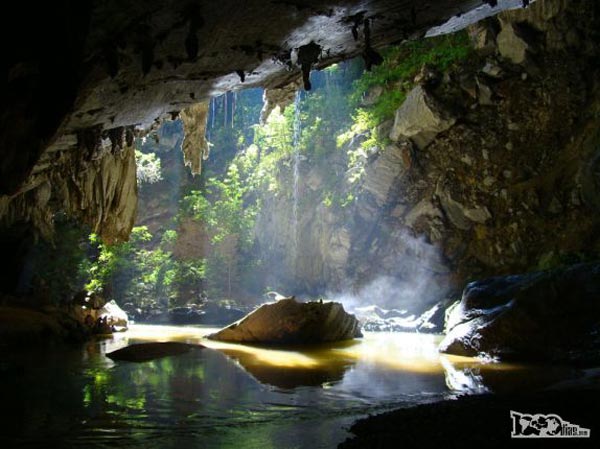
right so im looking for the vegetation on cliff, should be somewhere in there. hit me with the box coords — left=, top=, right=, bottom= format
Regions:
left=21, top=32, right=473, bottom=310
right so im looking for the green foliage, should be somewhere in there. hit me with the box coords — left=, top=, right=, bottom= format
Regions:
left=205, top=89, right=264, bottom=174
left=64, top=35, right=474, bottom=307
left=338, top=32, right=472, bottom=182
left=350, top=31, right=472, bottom=123
left=26, top=219, right=91, bottom=304
left=86, top=226, right=205, bottom=308
left=321, top=190, right=356, bottom=209
left=297, top=71, right=355, bottom=160
left=182, top=162, right=258, bottom=297
left=135, top=150, right=162, bottom=185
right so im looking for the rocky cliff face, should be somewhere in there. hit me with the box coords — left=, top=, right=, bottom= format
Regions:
left=0, top=0, right=530, bottom=247
left=0, top=141, right=138, bottom=244
left=254, top=0, right=600, bottom=311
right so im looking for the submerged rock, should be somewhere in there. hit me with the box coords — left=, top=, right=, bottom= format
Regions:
left=106, top=342, right=204, bottom=363
left=439, top=262, right=600, bottom=364
left=208, top=298, right=362, bottom=344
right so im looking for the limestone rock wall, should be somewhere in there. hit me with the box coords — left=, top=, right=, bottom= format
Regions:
left=0, top=142, right=138, bottom=244
left=254, top=0, right=600, bottom=306
left=61, top=144, right=138, bottom=244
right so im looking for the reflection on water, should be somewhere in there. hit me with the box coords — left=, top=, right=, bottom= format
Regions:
left=0, top=325, right=582, bottom=449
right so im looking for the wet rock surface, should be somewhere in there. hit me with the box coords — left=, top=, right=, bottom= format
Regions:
left=106, top=342, right=204, bottom=363
left=96, top=300, right=129, bottom=330
left=208, top=298, right=362, bottom=344
left=440, top=262, right=600, bottom=364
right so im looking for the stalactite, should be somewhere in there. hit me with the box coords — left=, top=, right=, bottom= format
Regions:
left=297, top=42, right=321, bottom=91
left=362, top=18, right=383, bottom=71
left=181, top=101, right=210, bottom=175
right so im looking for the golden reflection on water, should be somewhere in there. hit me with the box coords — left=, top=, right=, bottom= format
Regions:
left=0, top=324, right=586, bottom=449
left=120, top=324, right=446, bottom=372
left=112, top=324, right=578, bottom=392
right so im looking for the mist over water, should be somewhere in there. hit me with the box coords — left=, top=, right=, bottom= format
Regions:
left=329, top=230, right=450, bottom=314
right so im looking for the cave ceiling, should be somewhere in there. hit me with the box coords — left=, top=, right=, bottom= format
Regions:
left=1, top=0, right=531, bottom=194
left=0, top=0, right=536, bottom=243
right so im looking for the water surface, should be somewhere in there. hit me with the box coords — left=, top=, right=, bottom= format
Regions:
left=0, top=325, right=581, bottom=448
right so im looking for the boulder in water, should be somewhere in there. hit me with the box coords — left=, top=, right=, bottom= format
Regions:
left=106, top=342, right=204, bottom=362
left=439, top=262, right=600, bottom=364
left=97, top=300, right=129, bottom=330
left=208, top=297, right=362, bottom=344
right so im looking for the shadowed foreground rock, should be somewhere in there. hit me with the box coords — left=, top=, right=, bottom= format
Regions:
left=440, top=262, right=600, bottom=365
left=339, top=388, right=600, bottom=448
left=0, top=306, right=88, bottom=343
left=208, top=298, right=362, bottom=344
left=106, top=342, right=204, bottom=363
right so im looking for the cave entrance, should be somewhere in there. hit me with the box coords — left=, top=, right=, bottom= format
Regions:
left=89, top=32, right=473, bottom=329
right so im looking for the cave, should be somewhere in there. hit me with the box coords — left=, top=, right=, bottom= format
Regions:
left=1, top=0, right=600, bottom=447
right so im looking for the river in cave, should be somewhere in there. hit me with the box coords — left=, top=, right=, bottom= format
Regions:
left=0, top=325, right=581, bottom=449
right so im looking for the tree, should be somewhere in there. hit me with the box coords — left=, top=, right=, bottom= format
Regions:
left=182, top=163, right=258, bottom=298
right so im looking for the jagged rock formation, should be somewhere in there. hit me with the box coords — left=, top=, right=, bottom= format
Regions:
left=0, top=141, right=137, bottom=243
left=353, top=304, right=444, bottom=333
left=439, top=262, right=600, bottom=364
left=180, top=101, right=210, bottom=175
left=65, top=144, right=138, bottom=244
left=261, top=77, right=303, bottom=123
left=71, top=294, right=129, bottom=331
left=208, top=298, right=362, bottom=344
left=389, top=85, right=456, bottom=148
left=1, top=0, right=529, bottom=245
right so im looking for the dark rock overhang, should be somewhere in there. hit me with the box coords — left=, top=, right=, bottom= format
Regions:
left=0, top=0, right=533, bottom=241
